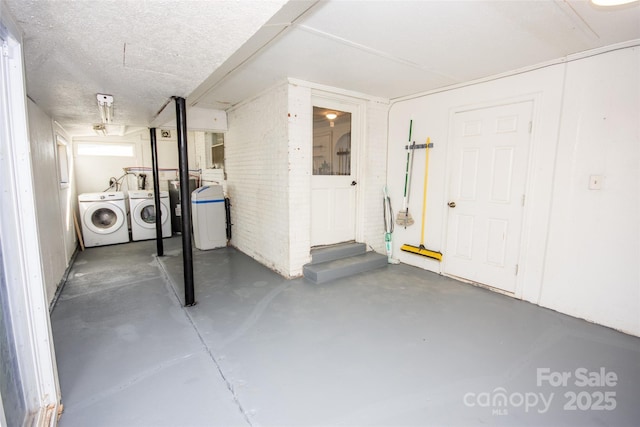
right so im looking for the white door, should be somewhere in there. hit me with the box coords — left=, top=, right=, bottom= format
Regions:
left=311, top=100, right=358, bottom=246
left=445, top=101, right=533, bottom=293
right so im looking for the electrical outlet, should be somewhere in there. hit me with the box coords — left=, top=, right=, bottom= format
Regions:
left=589, top=175, right=603, bottom=190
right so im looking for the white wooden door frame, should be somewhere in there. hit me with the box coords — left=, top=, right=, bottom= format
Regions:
left=0, top=10, right=61, bottom=426
left=441, top=95, right=540, bottom=299
left=310, top=90, right=366, bottom=246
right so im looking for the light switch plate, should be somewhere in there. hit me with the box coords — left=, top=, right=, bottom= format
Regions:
left=589, top=175, right=603, bottom=190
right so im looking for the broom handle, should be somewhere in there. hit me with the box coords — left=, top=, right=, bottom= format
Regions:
left=402, top=151, right=410, bottom=206
left=401, top=120, right=414, bottom=210
left=420, top=137, right=431, bottom=246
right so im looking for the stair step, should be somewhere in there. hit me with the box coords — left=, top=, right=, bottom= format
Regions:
left=309, top=242, right=366, bottom=265
left=303, top=251, right=388, bottom=284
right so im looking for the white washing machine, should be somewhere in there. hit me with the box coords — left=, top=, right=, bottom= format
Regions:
left=78, top=192, right=129, bottom=247
left=128, top=190, right=171, bottom=241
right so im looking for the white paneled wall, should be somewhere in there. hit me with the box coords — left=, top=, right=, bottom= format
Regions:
left=27, top=100, right=77, bottom=303
left=388, top=46, right=639, bottom=336
left=54, top=122, right=78, bottom=265
left=388, top=68, right=565, bottom=285
left=540, top=48, right=639, bottom=335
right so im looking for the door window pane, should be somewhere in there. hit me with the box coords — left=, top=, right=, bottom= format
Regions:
left=313, top=107, right=351, bottom=175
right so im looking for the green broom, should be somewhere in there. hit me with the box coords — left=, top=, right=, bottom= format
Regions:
left=401, top=137, right=442, bottom=261
left=396, top=120, right=415, bottom=227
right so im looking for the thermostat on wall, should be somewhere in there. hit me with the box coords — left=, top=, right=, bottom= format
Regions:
left=161, top=130, right=171, bottom=138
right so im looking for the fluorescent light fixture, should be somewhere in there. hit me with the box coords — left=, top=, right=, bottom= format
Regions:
left=591, top=0, right=638, bottom=5
left=107, top=124, right=127, bottom=136
left=326, top=113, right=337, bottom=120
left=96, top=93, right=114, bottom=124
left=92, top=123, right=107, bottom=136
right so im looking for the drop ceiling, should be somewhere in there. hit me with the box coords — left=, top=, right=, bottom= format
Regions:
left=5, top=0, right=640, bottom=137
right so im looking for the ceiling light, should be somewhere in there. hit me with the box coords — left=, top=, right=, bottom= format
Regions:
left=326, top=113, right=337, bottom=120
left=591, top=0, right=638, bottom=5
left=96, top=93, right=114, bottom=124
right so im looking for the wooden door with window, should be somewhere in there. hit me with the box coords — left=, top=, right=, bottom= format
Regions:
left=311, top=101, right=357, bottom=246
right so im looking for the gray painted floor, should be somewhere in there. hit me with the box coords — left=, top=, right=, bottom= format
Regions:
left=51, top=237, right=640, bottom=426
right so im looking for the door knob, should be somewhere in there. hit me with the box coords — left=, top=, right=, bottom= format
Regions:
left=351, top=181, right=357, bottom=186
left=448, top=201, right=456, bottom=208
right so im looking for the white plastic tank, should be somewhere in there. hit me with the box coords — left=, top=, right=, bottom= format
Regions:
left=191, top=185, right=227, bottom=250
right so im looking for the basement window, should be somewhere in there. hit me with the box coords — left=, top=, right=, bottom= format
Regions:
left=56, top=135, right=69, bottom=188
left=205, top=132, right=225, bottom=169
left=76, top=143, right=134, bottom=157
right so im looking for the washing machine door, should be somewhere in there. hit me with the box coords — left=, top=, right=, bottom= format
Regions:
left=133, top=200, right=169, bottom=229
left=84, top=202, right=126, bottom=234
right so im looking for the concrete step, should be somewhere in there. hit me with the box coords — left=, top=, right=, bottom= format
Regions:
left=309, top=242, right=366, bottom=265
left=303, top=251, right=388, bottom=284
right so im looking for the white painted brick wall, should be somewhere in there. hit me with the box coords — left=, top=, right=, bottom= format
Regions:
left=287, top=84, right=313, bottom=276
left=226, top=81, right=390, bottom=278
left=225, top=83, right=292, bottom=276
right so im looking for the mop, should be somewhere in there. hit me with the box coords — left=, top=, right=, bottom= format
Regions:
left=401, top=137, right=443, bottom=261
left=383, top=186, right=400, bottom=264
left=396, top=120, right=415, bottom=227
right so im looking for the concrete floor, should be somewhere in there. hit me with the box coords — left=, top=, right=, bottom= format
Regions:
left=51, top=237, right=640, bottom=426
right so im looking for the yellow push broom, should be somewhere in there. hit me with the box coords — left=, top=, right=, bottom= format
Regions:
left=401, top=137, right=443, bottom=261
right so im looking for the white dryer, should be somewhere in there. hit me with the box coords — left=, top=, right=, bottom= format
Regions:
left=128, top=190, right=171, bottom=241
left=78, top=192, right=129, bottom=247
